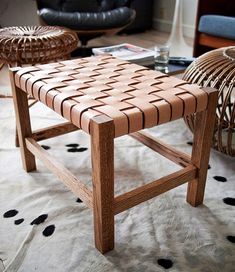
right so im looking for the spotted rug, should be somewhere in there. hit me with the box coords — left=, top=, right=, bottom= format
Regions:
left=0, top=98, right=234, bottom=272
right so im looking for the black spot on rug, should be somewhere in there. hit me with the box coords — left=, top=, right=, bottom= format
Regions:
left=223, top=197, right=235, bottom=206
left=213, top=176, right=227, bottom=182
left=76, top=198, right=83, bottom=203
left=41, top=145, right=50, bottom=150
left=67, top=147, right=88, bottom=153
left=66, top=143, right=79, bottom=148
left=227, top=236, right=235, bottom=243
left=3, top=209, right=18, bottom=218
left=43, top=225, right=55, bottom=237
left=157, top=258, right=173, bottom=269
left=30, top=214, right=48, bottom=225
left=14, top=218, right=24, bottom=225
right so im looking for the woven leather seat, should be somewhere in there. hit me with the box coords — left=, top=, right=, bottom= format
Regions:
left=11, top=55, right=217, bottom=254
left=14, top=55, right=208, bottom=137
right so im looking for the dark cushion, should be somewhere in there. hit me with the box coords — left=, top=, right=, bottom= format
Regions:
left=37, top=0, right=62, bottom=11
left=39, top=7, right=135, bottom=30
left=62, top=0, right=100, bottom=12
left=199, top=15, right=235, bottom=40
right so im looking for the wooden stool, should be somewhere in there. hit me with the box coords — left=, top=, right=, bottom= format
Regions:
left=0, top=26, right=78, bottom=145
left=10, top=55, right=218, bottom=254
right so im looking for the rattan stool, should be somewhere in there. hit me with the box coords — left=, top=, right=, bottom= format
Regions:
left=0, top=26, right=78, bottom=66
left=10, top=55, right=218, bottom=253
left=0, top=26, right=78, bottom=145
left=183, top=47, right=235, bottom=156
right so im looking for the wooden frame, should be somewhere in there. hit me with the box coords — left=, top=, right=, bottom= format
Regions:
left=10, top=66, right=218, bottom=253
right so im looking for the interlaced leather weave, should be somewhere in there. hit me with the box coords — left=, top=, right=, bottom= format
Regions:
left=14, top=55, right=208, bottom=137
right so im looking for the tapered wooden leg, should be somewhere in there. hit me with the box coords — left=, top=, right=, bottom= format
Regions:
left=90, top=115, right=115, bottom=254
left=187, top=88, right=218, bottom=206
left=9, top=68, right=36, bottom=172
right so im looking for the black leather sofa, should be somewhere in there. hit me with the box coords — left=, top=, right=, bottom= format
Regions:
left=36, top=0, right=136, bottom=46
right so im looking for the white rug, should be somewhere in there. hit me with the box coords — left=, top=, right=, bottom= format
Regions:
left=0, top=98, right=234, bottom=272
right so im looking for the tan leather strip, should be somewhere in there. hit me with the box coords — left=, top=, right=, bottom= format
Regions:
left=125, top=97, right=158, bottom=128
left=80, top=109, right=102, bottom=134
left=179, top=84, right=208, bottom=111
left=70, top=100, right=104, bottom=128
left=39, top=83, right=66, bottom=104
left=53, top=91, right=84, bottom=115
left=15, top=67, right=40, bottom=87
left=93, top=105, right=129, bottom=137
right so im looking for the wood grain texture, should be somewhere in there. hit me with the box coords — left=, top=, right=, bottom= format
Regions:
left=114, top=165, right=197, bottom=215
left=32, top=122, right=78, bottom=142
left=187, top=87, right=218, bottom=206
left=9, top=69, right=36, bottom=172
left=90, top=115, right=115, bottom=254
left=199, top=34, right=235, bottom=49
left=131, top=131, right=191, bottom=167
left=25, top=138, right=93, bottom=209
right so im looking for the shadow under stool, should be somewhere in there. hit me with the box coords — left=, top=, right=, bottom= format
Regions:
left=10, top=55, right=218, bottom=253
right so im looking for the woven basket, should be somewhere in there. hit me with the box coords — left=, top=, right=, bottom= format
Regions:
left=183, top=47, right=235, bottom=156
left=0, top=26, right=78, bottom=65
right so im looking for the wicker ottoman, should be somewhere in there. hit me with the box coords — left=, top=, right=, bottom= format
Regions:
left=0, top=26, right=78, bottom=66
left=183, top=47, right=235, bottom=156
left=0, top=26, right=78, bottom=145
left=10, top=55, right=217, bottom=253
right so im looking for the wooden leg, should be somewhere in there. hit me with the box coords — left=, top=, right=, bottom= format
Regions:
left=187, top=88, right=218, bottom=206
left=9, top=69, right=36, bottom=172
left=90, top=115, right=115, bottom=254
left=15, top=129, right=20, bottom=147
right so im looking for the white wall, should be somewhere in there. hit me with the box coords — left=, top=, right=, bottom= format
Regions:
left=0, top=0, right=39, bottom=27
left=153, top=0, right=198, bottom=38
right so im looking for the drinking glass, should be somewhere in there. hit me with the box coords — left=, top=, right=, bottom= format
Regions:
left=154, top=45, right=170, bottom=72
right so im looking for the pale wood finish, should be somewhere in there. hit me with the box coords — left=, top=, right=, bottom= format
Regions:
left=9, top=69, right=36, bottom=172
left=90, top=115, right=115, bottom=254
left=131, top=131, right=191, bottom=167
left=26, top=138, right=93, bottom=209
left=187, top=88, right=218, bottom=206
left=114, top=165, right=197, bottom=215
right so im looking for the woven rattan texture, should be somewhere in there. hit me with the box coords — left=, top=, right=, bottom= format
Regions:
left=0, top=26, right=78, bottom=65
left=14, top=55, right=208, bottom=137
left=183, top=47, right=235, bottom=156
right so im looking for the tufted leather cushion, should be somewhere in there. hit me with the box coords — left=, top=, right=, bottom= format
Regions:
left=39, top=7, right=135, bottom=30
